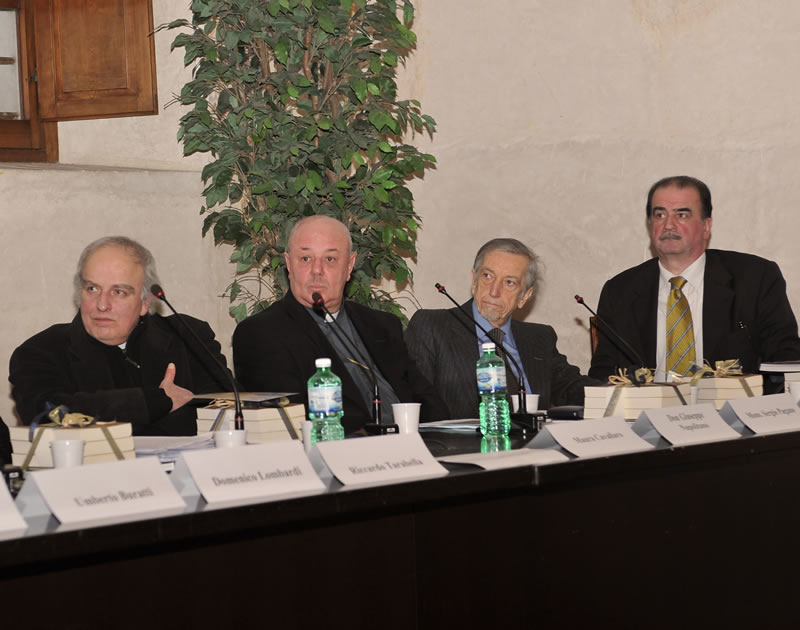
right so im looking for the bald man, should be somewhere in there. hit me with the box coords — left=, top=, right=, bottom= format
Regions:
left=233, top=216, right=446, bottom=433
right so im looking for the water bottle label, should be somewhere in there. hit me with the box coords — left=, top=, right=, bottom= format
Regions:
left=308, top=386, right=343, bottom=414
left=476, top=366, right=507, bottom=393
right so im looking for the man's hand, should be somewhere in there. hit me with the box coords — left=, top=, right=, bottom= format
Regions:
left=159, top=362, right=194, bottom=412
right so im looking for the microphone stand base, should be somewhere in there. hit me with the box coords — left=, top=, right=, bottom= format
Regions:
left=509, top=412, right=546, bottom=435
left=364, top=422, right=400, bottom=436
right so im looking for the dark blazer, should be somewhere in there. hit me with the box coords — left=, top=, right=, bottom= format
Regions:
left=232, top=291, right=448, bottom=433
left=9, top=313, right=229, bottom=436
left=589, top=249, right=800, bottom=380
left=0, top=416, right=10, bottom=466
left=405, top=300, right=596, bottom=419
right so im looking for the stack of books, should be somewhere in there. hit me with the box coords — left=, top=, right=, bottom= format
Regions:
left=10, top=422, right=135, bottom=467
left=196, top=404, right=307, bottom=443
left=584, top=383, right=691, bottom=420
left=690, top=374, right=763, bottom=409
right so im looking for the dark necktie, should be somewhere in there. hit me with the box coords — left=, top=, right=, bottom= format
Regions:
left=487, top=328, right=520, bottom=395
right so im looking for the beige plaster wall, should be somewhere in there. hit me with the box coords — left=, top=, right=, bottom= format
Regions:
left=405, top=1, right=800, bottom=380
left=3, top=1, right=800, bottom=425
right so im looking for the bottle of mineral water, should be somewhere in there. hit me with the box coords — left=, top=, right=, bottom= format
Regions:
left=307, top=358, right=345, bottom=444
left=476, top=342, right=511, bottom=436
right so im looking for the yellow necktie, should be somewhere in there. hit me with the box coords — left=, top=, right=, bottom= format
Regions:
left=666, top=276, right=696, bottom=375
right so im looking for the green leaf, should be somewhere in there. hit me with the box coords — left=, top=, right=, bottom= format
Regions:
left=374, top=186, right=390, bottom=203
left=403, top=3, right=414, bottom=25
left=377, top=140, right=392, bottom=153
left=274, top=41, right=289, bottom=65
left=229, top=281, right=241, bottom=302
left=384, top=52, right=397, bottom=67
left=230, top=303, right=249, bottom=323
left=317, top=117, right=332, bottom=130
left=352, top=78, right=367, bottom=103
left=287, top=83, right=299, bottom=98
left=318, top=13, right=335, bottom=34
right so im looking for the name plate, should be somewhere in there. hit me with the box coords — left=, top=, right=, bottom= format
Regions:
left=529, top=417, right=654, bottom=458
left=633, top=403, right=741, bottom=445
left=173, top=442, right=325, bottom=507
left=0, top=482, right=27, bottom=539
left=720, top=393, right=800, bottom=434
left=17, top=457, right=185, bottom=528
left=438, top=448, right=568, bottom=470
left=314, top=433, right=448, bottom=486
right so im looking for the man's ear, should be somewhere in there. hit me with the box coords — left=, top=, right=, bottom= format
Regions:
left=518, top=287, right=534, bottom=309
left=346, top=252, right=356, bottom=279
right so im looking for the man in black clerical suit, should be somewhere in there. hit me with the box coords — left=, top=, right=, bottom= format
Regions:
left=233, top=216, right=446, bottom=434
left=9, top=236, right=229, bottom=436
left=589, top=176, right=800, bottom=382
left=405, top=238, right=596, bottom=419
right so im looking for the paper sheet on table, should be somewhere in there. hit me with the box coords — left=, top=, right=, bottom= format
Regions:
left=135, top=433, right=215, bottom=467
left=438, top=448, right=568, bottom=469
left=420, top=418, right=480, bottom=432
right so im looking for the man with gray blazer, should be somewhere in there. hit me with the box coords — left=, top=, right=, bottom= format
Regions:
left=406, top=238, right=596, bottom=419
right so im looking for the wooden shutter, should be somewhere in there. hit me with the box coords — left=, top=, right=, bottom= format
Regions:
left=33, top=0, right=157, bottom=121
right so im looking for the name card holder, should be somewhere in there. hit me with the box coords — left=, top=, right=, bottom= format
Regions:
left=0, top=482, right=27, bottom=539
left=15, top=457, right=185, bottom=529
left=719, top=393, right=800, bottom=435
left=632, top=403, right=742, bottom=446
left=170, top=441, right=326, bottom=509
left=313, top=433, right=448, bottom=487
left=528, top=417, right=654, bottom=458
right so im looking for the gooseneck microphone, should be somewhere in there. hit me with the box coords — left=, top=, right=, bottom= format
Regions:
left=150, top=284, right=244, bottom=431
left=574, top=294, right=647, bottom=385
left=311, top=292, right=383, bottom=425
left=435, top=282, right=529, bottom=414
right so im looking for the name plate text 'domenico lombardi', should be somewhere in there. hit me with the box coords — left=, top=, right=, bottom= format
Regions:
left=172, top=441, right=325, bottom=507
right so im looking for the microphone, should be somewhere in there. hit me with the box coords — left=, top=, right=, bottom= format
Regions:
left=435, top=282, right=530, bottom=415
left=310, top=292, right=388, bottom=431
left=574, top=294, right=648, bottom=385
left=150, top=284, right=245, bottom=431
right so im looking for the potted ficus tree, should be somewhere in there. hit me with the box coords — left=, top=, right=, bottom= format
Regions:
left=164, top=0, right=436, bottom=322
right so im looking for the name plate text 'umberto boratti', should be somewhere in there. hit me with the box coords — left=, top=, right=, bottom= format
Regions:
left=176, top=441, right=325, bottom=506
left=720, top=393, right=800, bottom=435
left=529, top=417, right=654, bottom=458
left=633, top=403, right=741, bottom=445
left=22, top=457, right=185, bottom=527
left=314, top=433, right=448, bottom=486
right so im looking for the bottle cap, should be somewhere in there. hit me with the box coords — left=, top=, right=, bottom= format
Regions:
left=481, top=342, right=496, bottom=352
left=315, top=358, right=332, bottom=368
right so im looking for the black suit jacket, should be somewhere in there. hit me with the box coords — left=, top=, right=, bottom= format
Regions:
left=405, top=300, right=596, bottom=419
left=589, top=249, right=800, bottom=380
left=9, top=312, right=229, bottom=436
left=232, top=291, right=447, bottom=433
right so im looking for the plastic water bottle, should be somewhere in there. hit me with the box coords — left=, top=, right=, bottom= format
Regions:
left=476, top=342, right=511, bottom=436
left=481, top=435, right=511, bottom=453
left=307, top=358, right=345, bottom=444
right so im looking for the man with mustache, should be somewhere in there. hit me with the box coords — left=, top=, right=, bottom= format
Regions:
left=233, top=216, right=446, bottom=433
left=589, top=176, right=800, bottom=382
left=9, top=236, right=230, bottom=435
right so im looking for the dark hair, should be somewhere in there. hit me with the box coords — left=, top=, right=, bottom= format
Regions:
left=646, top=176, right=712, bottom=220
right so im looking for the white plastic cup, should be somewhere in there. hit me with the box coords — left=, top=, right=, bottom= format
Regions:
left=511, top=394, right=540, bottom=413
left=214, top=429, right=247, bottom=448
left=50, top=439, right=85, bottom=468
left=392, top=403, right=421, bottom=434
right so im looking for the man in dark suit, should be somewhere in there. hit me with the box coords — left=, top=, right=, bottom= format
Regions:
left=589, top=176, right=800, bottom=382
left=233, top=216, right=446, bottom=434
left=405, top=238, right=595, bottom=419
left=9, top=236, right=229, bottom=436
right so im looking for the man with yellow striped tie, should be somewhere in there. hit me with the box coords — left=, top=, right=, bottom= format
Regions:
left=589, top=176, right=800, bottom=384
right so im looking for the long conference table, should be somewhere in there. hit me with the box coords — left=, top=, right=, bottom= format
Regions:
left=3, top=426, right=800, bottom=629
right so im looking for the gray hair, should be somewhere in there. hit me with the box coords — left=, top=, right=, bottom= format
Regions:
left=286, top=215, right=353, bottom=255
left=73, top=236, right=161, bottom=312
left=472, top=238, right=538, bottom=293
